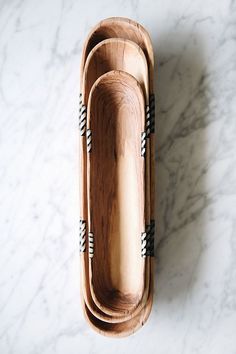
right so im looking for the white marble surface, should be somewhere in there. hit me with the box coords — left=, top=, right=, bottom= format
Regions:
left=0, top=0, right=236, bottom=352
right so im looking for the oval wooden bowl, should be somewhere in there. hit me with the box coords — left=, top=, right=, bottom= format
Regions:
left=80, top=17, right=154, bottom=93
left=83, top=38, right=149, bottom=103
left=81, top=260, right=154, bottom=337
left=87, top=70, right=147, bottom=318
left=79, top=18, right=155, bottom=332
left=81, top=39, right=151, bottom=320
left=80, top=16, right=155, bottom=255
left=80, top=18, right=155, bottom=232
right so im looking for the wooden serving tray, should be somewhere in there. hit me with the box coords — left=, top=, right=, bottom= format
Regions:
left=79, top=17, right=155, bottom=336
left=82, top=280, right=153, bottom=338
left=80, top=17, right=154, bottom=91
left=80, top=17, right=155, bottom=231
left=83, top=70, right=153, bottom=336
left=87, top=69, right=146, bottom=311
left=80, top=17, right=155, bottom=237
left=82, top=38, right=150, bottom=319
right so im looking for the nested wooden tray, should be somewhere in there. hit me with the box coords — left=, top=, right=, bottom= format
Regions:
left=80, top=17, right=155, bottom=229
left=82, top=38, right=150, bottom=320
left=87, top=69, right=146, bottom=312
left=79, top=17, right=155, bottom=337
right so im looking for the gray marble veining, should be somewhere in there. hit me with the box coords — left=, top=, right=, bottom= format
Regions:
left=0, top=0, right=236, bottom=353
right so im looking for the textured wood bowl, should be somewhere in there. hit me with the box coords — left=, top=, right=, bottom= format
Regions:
left=81, top=258, right=154, bottom=337
left=82, top=38, right=150, bottom=319
left=83, top=38, right=149, bottom=103
left=80, top=17, right=154, bottom=92
left=79, top=17, right=155, bottom=334
left=86, top=70, right=146, bottom=317
left=79, top=17, right=155, bottom=256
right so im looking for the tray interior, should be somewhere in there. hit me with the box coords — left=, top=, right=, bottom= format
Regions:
left=88, top=71, right=145, bottom=312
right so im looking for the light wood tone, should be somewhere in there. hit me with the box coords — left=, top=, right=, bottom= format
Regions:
left=80, top=17, right=154, bottom=92
left=80, top=15, right=155, bottom=245
left=80, top=16, right=155, bottom=232
left=79, top=17, right=155, bottom=333
left=83, top=38, right=148, bottom=102
left=82, top=39, right=150, bottom=320
left=87, top=70, right=145, bottom=316
left=81, top=263, right=153, bottom=337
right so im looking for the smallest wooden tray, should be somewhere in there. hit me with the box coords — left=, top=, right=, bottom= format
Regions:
left=87, top=70, right=147, bottom=315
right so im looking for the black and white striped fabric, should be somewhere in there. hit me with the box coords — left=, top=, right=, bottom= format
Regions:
left=146, top=224, right=151, bottom=257
left=141, top=231, right=148, bottom=257
left=146, top=105, right=151, bottom=138
left=79, top=219, right=86, bottom=252
left=149, top=220, right=155, bottom=257
left=88, top=232, right=94, bottom=258
left=149, top=94, right=155, bottom=134
left=86, top=129, right=92, bottom=153
left=141, top=222, right=155, bottom=257
left=141, top=131, right=146, bottom=157
left=79, top=93, right=86, bottom=136
left=141, top=102, right=153, bottom=157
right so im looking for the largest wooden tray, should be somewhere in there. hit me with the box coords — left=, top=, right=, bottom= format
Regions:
left=79, top=17, right=155, bottom=336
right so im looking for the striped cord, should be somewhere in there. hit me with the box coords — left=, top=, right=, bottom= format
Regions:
left=79, top=93, right=86, bottom=136
left=141, top=103, right=152, bottom=157
left=149, top=220, right=155, bottom=257
left=141, top=231, right=147, bottom=257
left=79, top=219, right=86, bottom=252
left=149, top=94, right=155, bottom=134
left=88, top=232, right=94, bottom=258
left=86, top=129, right=92, bottom=153
left=146, top=105, right=151, bottom=138
left=141, top=222, right=155, bottom=257
left=141, top=131, right=146, bottom=157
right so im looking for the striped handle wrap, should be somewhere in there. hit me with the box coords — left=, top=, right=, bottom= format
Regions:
left=146, top=105, right=151, bottom=138
left=86, top=129, right=92, bottom=153
left=79, top=219, right=86, bottom=252
left=88, top=232, right=94, bottom=258
left=141, top=231, right=148, bottom=257
left=149, top=94, right=155, bottom=134
left=141, top=223, right=155, bottom=257
left=141, top=131, right=147, bottom=157
left=146, top=224, right=151, bottom=257
left=79, top=93, right=86, bottom=136
left=141, top=104, right=152, bottom=157
left=149, top=220, right=155, bottom=257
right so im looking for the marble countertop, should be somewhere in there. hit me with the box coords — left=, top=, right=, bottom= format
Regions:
left=1, top=0, right=236, bottom=353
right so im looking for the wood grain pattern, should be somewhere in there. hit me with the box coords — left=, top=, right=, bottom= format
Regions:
left=83, top=38, right=149, bottom=103
left=83, top=38, right=151, bottom=316
left=79, top=17, right=155, bottom=334
left=80, top=17, right=154, bottom=92
left=87, top=70, right=146, bottom=314
left=80, top=16, right=155, bottom=240
left=82, top=38, right=151, bottom=320
left=80, top=17, right=155, bottom=235
left=82, top=273, right=153, bottom=337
